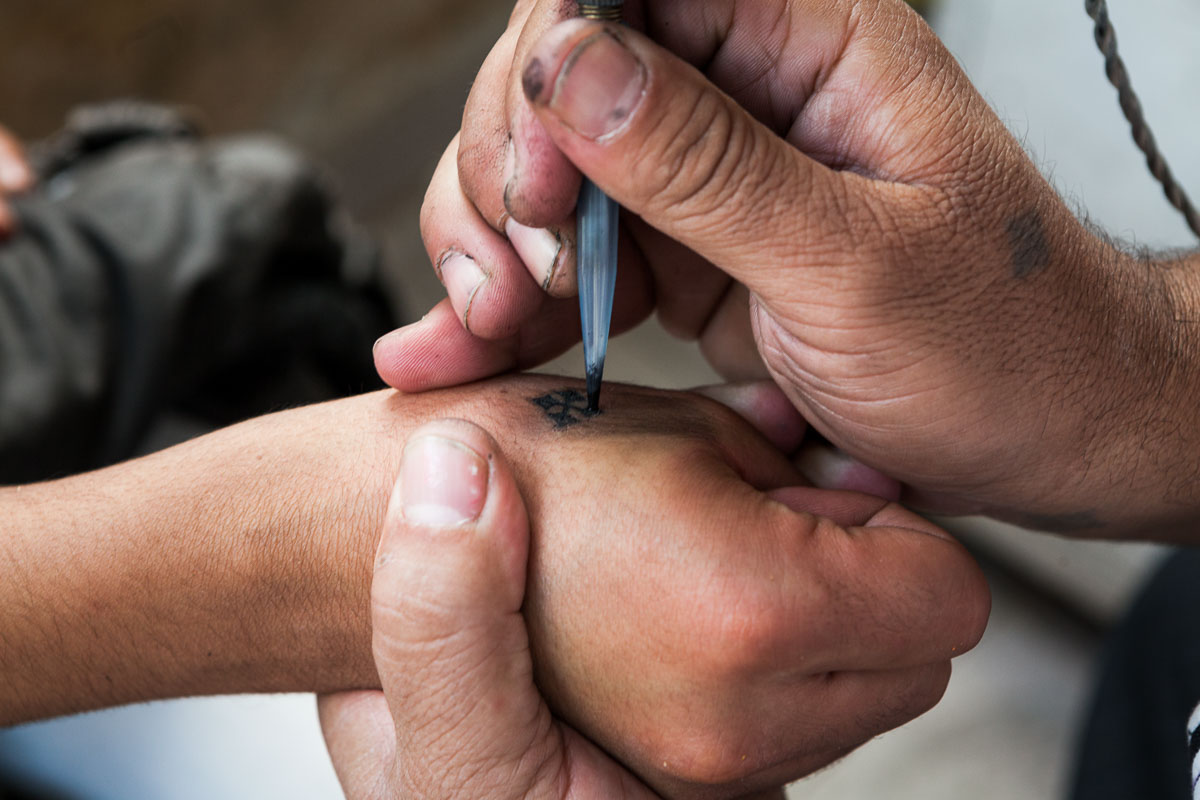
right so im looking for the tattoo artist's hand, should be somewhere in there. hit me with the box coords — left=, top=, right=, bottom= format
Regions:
left=379, top=0, right=1200, bottom=537
left=0, top=124, right=33, bottom=238
left=322, top=378, right=987, bottom=798
left=319, top=419, right=664, bottom=800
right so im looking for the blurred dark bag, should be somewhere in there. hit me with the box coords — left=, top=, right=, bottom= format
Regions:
left=0, top=101, right=395, bottom=484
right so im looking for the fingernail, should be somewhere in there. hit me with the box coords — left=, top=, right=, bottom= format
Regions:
left=543, top=31, right=646, bottom=140
left=439, top=253, right=487, bottom=319
left=400, top=435, right=489, bottom=527
left=505, top=218, right=562, bottom=290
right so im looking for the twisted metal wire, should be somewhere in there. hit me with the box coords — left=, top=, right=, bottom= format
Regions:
left=1084, top=0, right=1200, bottom=239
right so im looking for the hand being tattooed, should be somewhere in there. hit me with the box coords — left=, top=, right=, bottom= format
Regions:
left=3, top=374, right=987, bottom=797
left=376, top=0, right=1200, bottom=540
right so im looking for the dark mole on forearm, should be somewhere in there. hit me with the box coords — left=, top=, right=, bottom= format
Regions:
left=1007, top=208, right=1051, bottom=280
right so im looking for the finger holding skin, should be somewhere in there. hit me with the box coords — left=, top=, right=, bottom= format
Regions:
left=422, top=135, right=546, bottom=337
left=373, top=420, right=551, bottom=798
left=323, top=417, right=661, bottom=800
left=375, top=298, right=574, bottom=392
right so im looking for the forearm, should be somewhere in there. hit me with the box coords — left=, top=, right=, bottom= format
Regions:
left=0, top=391, right=414, bottom=725
left=1103, top=245, right=1200, bottom=538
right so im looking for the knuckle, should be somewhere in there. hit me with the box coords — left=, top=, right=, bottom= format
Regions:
left=696, top=580, right=793, bottom=680
left=636, top=87, right=781, bottom=236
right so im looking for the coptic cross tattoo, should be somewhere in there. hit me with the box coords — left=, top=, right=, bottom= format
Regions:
left=529, top=389, right=601, bottom=429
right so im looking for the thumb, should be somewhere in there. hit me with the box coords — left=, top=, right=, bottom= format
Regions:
left=519, top=19, right=872, bottom=302
left=371, top=418, right=560, bottom=799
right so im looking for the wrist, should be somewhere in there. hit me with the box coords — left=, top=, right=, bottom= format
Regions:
left=1015, top=237, right=1200, bottom=538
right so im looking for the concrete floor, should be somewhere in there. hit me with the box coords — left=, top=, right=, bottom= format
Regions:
left=1, top=0, right=1196, bottom=797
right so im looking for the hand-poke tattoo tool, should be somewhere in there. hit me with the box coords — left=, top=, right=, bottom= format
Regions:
left=576, top=0, right=625, bottom=413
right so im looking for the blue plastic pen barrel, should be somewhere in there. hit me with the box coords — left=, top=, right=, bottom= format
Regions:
left=577, top=0, right=624, bottom=411
left=577, top=176, right=619, bottom=411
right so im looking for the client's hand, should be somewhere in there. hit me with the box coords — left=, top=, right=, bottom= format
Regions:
left=4, top=375, right=987, bottom=796
left=0, top=123, right=33, bottom=238
left=320, top=377, right=988, bottom=798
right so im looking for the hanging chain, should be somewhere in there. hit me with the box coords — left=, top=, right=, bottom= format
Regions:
left=1084, top=0, right=1200, bottom=239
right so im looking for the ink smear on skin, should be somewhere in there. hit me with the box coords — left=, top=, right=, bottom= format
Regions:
left=530, top=389, right=602, bottom=429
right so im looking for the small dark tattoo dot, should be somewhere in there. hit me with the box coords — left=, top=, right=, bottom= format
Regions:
left=1007, top=209, right=1051, bottom=279
left=522, top=59, right=546, bottom=101
left=530, top=389, right=602, bottom=429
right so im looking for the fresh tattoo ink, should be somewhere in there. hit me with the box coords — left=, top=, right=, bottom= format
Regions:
left=1007, top=209, right=1051, bottom=279
left=530, top=389, right=602, bottom=429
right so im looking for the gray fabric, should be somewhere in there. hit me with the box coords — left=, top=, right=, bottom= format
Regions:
left=0, top=112, right=392, bottom=484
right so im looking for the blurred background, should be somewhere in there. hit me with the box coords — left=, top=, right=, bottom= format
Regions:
left=1, top=0, right=1198, bottom=797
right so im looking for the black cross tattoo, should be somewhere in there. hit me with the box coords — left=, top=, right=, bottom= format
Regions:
left=529, top=389, right=601, bottom=429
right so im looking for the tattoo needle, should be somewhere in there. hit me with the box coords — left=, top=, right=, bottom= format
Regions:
left=577, top=0, right=625, bottom=413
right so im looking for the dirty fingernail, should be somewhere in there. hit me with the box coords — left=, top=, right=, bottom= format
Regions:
left=505, top=218, right=562, bottom=290
left=540, top=31, right=646, bottom=140
left=440, top=253, right=487, bottom=321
